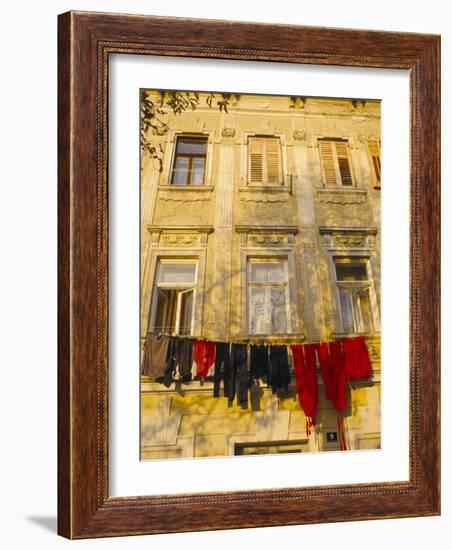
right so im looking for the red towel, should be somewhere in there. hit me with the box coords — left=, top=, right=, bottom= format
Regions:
left=343, top=336, right=372, bottom=381
left=193, top=339, right=216, bottom=378
left=327, top=340, right=348, bottom=450
left=291, top=343, right=318, bottom=436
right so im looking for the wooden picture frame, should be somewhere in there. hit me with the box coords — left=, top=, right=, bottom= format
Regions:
left=58, top=11, right=440, bottom=538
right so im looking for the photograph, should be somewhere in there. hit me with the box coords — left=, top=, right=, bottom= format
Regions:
left=139, top=89, right=382, bottom=460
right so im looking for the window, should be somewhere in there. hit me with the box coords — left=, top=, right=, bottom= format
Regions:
left=318, top=138, right=353, bottom=186
left=235, top=440, right=307, bottom=455
left=367, top=139, right=381, bottom=187
left=248, top=136, right=283, bottom=186
left=248, top=259, right=290, bottom=335
left=150, top=261, right=196, bottom=335
left=334, top=258, right=374, bottom=333
left=171, top=136, right=207, bottom=186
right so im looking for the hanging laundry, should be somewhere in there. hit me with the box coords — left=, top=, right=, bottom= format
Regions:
left=342, top=335, right=372, bottom=381
left=141, top=332, right=170, bottom=379
left=213, top=342, right=231, bottom=398
left=318, top=342, right=333, bottom=402
left=268, top=345, right=291, bottom=394
left=249, top=344, right=269, bottom=384
left=327, top=340, right=348, bottom=450
left=230, top=343, right=249, bottom=408
left=290, top=343, right=318, bottom=436
left=193, top=339, right=215, bottom=378
left=164, top=335, right=194, bottom=386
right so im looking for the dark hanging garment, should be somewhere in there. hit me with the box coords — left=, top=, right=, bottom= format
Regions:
left=163, top=335, right=179, bottom=387
left=290, top=343, right=318, bottom=436
left=141, top=333, right=170, bottom=379
left=342, top=336, right=371, bottom=381
left=178, top=336, right=194, bottom=382
left=250, top=344, right=269, bottom=384
left=163, top=336, right=194, bottom=386
left=213, top=342, right=231, bottom=398
left=268, top=345, right=291, bottom=394
left=230, top=343, right=249, bottom=408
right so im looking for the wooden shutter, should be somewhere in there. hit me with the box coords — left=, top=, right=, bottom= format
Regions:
left=335, top=141, right=353, bottom=185
left=318, top=140, right=337, bottom=186
left=368, top=139, right=381, bottom=185
left=249, top=137, right=281, bottom=185
left=249, top=138, right=264, bottom=184
left=266, top=138, right=281, bottom=185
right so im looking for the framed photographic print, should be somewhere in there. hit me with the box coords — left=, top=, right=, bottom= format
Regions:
left=58, top=11, right=440, bottom=538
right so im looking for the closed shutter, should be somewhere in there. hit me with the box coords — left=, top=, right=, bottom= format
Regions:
left=266, top=138, right=281, bottom=185
left=335, top=141, right=353, bottom=185
left=319, top=139, right=353, bottom=186
left=318, top=140, right=337, bottom=186
left=249, top=138, right=264, bottom=184
left=248, top=137, right=282, bottom=186
left=368, top=139, right=381, bottom=185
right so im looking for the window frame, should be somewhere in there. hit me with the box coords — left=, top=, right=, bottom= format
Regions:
left=246, top=257, right=291, bottom=336
left=318, top=137, right=355, bottom=188
left=170, top=134, right=208, bottom=186
left=333, top=257, right=376, bottom=334
left=149, top=258, right=198, bottom=335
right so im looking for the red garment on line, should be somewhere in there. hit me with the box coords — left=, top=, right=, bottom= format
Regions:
left=342, top=336, right=372, bottom=381
left=328, top=340, right=347, bottom=411
left=325, top=340, right=348, bottom=450
left=290, top=343, right=318, bottom=436
left=318, top=342, right=333, bottom=402
left=193, top=339, right=216, bottom=378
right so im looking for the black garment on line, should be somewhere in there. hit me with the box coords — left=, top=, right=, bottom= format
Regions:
left=250, top=344, right=269, bottom=384
left=269, top=345, right=291, bottom=393
left=230, top=343, right=249, bottom=408
left=213, top=342, right=231, bottom=398
left=163, top=336, right=193, bottom=387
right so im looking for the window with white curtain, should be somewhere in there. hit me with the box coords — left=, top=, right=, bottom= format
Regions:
left=334, top=258, right=374, bottom=334
left=248, top=259, right=290, bottom=335
left=150, top=260, right=197, bottom=335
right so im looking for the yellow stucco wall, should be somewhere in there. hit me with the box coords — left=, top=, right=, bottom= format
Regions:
left=140, top=91, right=381, bottom=459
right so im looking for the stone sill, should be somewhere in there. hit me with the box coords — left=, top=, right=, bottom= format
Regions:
left=239, top=185, right=291, bottom=193
left=158, top=184, right=214, bottom=192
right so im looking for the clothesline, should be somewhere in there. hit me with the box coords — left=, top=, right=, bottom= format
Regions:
left=144, top=331, right=370, bottom=347
left=141, top=332, right=373, bottom=451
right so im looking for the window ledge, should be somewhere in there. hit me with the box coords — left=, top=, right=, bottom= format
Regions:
left=317, top=188, right=367, bottom=205
left=332, top=331, right=380, bottom=339
left=158, top=185, right=213, bottom=192
left=239, top=185, right=291, bottom=193
left=157, top=185, right=214, bottom=202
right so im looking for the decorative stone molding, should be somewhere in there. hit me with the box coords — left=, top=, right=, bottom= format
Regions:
left=293, top=129, right=307, bottom=141
left=157, top=185, right=213, bottom=202
left=317, top=188, right=367, bottom=205
left=151, top=125, right=169, bottom=136
left=319, top=226, right=377, bottom=250
left=221, top=127, right=236, bottom=138
left=351, top=99, right=366, bottom=113
left=236, top=224, right=297, bottom=248
left=147, top=224, right=214, bottom=249
left=289, top=96, right=307, bottom=110
left=238, top=186, right=291, bottom=202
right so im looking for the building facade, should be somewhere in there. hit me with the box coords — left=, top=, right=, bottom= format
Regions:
left=140, top=91, right=381, bottom=459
